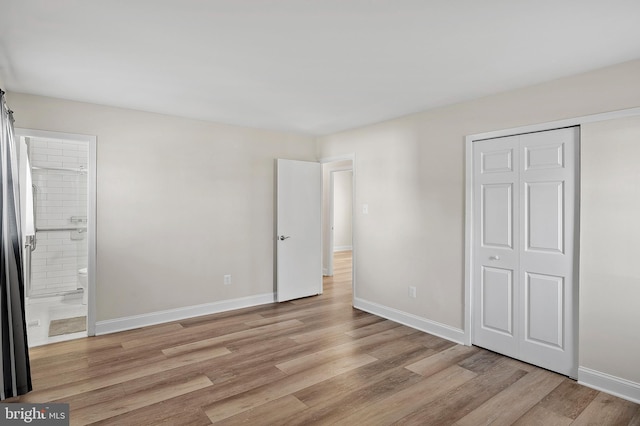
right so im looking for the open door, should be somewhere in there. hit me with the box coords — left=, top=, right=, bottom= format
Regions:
left=276, top=159, right=322, bottom=302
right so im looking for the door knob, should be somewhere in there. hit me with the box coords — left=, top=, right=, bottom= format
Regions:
left=489, top=255, right=500, bottom=260
left=279, top=235, right=291, bottom=241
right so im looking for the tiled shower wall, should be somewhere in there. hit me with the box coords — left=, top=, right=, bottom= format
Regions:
left=29, top=138, right=88, bottom=297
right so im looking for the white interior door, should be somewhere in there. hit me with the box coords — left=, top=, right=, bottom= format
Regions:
left=473, top=127, right=578, bottom=377
left=276, top=159, right=322, bottom=302
left=472, top=135, right=521, bottom=360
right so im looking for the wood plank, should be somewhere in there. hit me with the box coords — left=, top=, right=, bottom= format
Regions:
left=286, top=368, right=422, bottom=425
left=179, top=312, right=264, bottom=328
left=162, top=319, right=304, bottom=356
left=204, top=353, right=377, bottom=423
left=456, top=349, right=504, bottom=374
left=396, top=357, right=529, bottom=425
left=286, top=343, right=443, bottom=425
left=571, top=392, right=640, bottom=425
left=112, top=410, right=213, bottom=426
left=293, top=344, right=434, bottom=409
left=366, top=337, right=434, bottom=361
left=28, top=337, right=122, bottom=360
left=343, top=319, right=400, bottom=338
left=119, top=318, right=252, bottom=351
left=34, top=350, right=169, bottom=391
left=215, top=395, right=308, bottom=426
left=21, top=346, right=230, bottom=402
left=536, top=379, right=599, bottom=419
left=405, top=329, right=457, bottom=351
left=405, top=343, right=478, bottom=377
left=512, top=405, right=573, bottom=426
left=275, top=328, right=405, bottom=375
left=332, top=365, right=477, bottom=425
left=30, top=358, right=90, bottom=386
left=244, top=302, right=356, bottom=327
left=288, top=315, right=382, bottom=344
left=454, top=368, right=565, bottom=426
left=97, top=366, right=287, bottom=426
left=71, top=374, right=213, bottom=424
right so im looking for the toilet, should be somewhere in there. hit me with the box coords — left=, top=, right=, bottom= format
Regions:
left=77, top=268, right=88, bottom=305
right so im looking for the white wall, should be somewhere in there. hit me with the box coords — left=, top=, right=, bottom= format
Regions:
left=333, top=170, right=352, bottom=251
left=8, top=93, right=317, bottom=322
left=580, top=115, right=640, bottom=385
left=318, top=59, right=640, bottom=392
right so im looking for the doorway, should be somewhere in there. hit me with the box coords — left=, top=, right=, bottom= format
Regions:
left=321, top=158, right=354, bottom=300
left=469, top=127, right=579, bottom=377
left=16, top=128, right=96, bottom=346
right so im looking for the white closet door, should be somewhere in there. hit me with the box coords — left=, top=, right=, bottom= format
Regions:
left=473, top=127, right=578, bottom=377
left=473, top=135, right=521, bottom=360
left=518, top=128, right=578, bottom=376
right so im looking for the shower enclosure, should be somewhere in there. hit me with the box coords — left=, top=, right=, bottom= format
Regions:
left=18, top=131, right=95, bottom=346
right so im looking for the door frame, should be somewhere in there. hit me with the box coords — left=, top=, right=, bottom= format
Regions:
left=15, top=128, right=97, bottom=337
left=327, top=167, right=354, bottom=275
left=464, top=107, right=640, bottom=351
left=320, top=154, right=356, bottom=300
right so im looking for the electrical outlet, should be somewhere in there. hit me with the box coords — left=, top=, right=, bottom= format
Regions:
left=224, top=274, right=232, bottom=285
left=409, top=286, right=417, bottom=298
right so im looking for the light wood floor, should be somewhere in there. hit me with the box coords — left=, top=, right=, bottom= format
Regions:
left=12, top=251, right=640, bottom=425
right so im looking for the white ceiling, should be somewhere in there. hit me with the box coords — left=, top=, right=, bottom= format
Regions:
left=1, top=0, right=640, bottom=136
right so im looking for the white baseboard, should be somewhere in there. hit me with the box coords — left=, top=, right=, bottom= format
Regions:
left=353, top=297, right=465, bottom=345
left=578, top=367, right=640, bottom=404
left=95, top=293, right=276, bottom=335
left=333, top=246, right=352, bottom=252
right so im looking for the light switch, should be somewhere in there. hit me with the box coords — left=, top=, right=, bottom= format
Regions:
left=409, top=286, right=417, bottom=298
left=362, top=204, right=369, bottom=215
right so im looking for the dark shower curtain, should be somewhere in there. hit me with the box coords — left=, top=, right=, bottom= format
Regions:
left=0, top=89, right=32, bottom=399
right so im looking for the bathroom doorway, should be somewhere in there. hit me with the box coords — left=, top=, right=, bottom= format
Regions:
left=16, top=128, right=96, bottom=347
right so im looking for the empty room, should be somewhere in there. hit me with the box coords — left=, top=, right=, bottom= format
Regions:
left=1, top=1, right=639, bottom=424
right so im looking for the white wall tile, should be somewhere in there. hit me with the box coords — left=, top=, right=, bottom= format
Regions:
left=29, top=138, right=89, bottom=295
